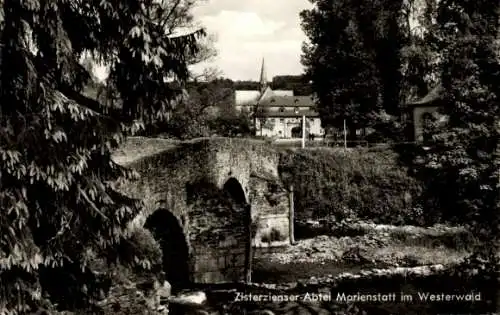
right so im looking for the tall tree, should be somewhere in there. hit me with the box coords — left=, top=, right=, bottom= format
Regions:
left=413, top=0, right=500, bottom=277
left=400, top=0, right=440, bottom=102
left=301, top=0, right=433, bottom=142
left=351, top=0, right=407, bottom=117
left=163, top=76, right=235, bottom=139
left=301, top=0, right=381, bottom=141
left=0, top=0, right=204, bottom=313
left=89, top=0, right=218, bottom=125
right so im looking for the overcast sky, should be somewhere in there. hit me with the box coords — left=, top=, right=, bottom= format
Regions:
left=93, top=0, right=313, bottom=82
left=190, top=0, right=313, bottom=81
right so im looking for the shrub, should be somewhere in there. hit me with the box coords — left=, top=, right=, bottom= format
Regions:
left=278, top=148, right=424, bottom=225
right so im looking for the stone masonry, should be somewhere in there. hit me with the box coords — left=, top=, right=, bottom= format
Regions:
left=113, top=137, right=291, bottom=284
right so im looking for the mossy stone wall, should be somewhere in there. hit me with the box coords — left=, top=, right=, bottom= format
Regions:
left=114, top=137, right=290, bottom=284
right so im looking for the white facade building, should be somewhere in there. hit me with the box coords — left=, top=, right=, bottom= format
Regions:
left=234, top=58, right=324, bottom=139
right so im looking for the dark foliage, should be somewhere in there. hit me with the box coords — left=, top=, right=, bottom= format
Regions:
left=0, top=0, right=204, bottom=312
left=279, top=149, right=424, bottom=225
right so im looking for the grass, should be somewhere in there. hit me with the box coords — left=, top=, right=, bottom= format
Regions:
left=279, top=148, right=424, bottom=226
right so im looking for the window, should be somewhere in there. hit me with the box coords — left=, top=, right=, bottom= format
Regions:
left=421, top=112, right=433, bottom=129
left=279, top=107, right=285, bottom=112
left=280, top=118, right=284, bottom=122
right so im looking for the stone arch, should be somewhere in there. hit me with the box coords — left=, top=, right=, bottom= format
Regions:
left=222, top=177, right=252, bottom=282
left=144, top=208, right=190, bottom=290
left=221, top=176, right=251, bottom=233
left=115, top=137, right=292, bottom=284
left=223, top=177, right=248, bottom=205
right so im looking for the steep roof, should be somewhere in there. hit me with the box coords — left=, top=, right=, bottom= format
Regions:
left=235, top=90, right=261, bottom=105
left=257, top=110, right=319, bottom=118
left=271, top=90, right=294, bottom=97
left=258, top=95, right=316, bottom=107
left=258, top=86, right=274, bottom=101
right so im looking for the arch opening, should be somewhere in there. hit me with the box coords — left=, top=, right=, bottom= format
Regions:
left=144, top=209, right=190, bottom=290
left=223, top=177, right=252, bottom=283
left=223, top=177, right=247, bottom=206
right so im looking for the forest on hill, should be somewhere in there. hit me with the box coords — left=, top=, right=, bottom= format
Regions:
left=186, top=75, right=312, bottom=96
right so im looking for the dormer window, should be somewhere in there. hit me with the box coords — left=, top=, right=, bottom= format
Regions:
left=279, top=107, right=285, bottom=112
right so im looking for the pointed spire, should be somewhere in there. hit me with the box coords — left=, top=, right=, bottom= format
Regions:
left=259, top=57, right=267, bottom=92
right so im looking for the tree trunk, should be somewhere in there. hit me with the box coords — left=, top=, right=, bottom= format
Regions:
left=289, top=185, right=295, bottom=245
left=253, top=107, right=257, bottom=136
left=244, top=204, right=252, bottom=283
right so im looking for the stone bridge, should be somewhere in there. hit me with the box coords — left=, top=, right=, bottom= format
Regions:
left=112, top=137, right=291, bottom=286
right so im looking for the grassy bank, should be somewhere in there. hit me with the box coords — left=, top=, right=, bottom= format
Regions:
left=278, top=147, right=424, bottom=226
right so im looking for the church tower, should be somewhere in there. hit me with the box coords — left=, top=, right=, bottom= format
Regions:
left=259, top=57, right=268, bottom=93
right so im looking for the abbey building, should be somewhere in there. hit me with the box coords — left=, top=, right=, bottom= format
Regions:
left=234, top=59, right=324, bottom=139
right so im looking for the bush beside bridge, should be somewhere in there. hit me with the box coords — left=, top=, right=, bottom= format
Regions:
left=278, top=147, right=426, bottom=226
